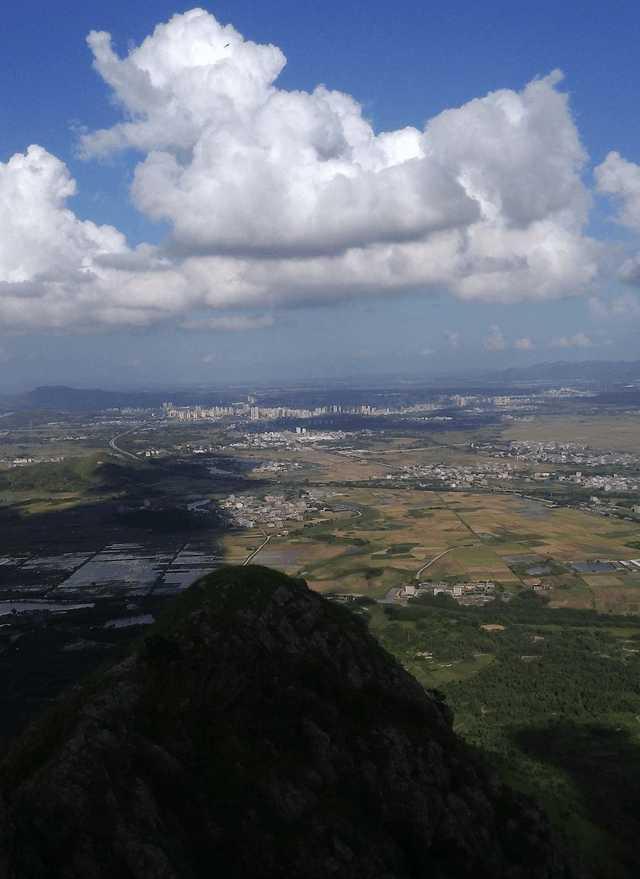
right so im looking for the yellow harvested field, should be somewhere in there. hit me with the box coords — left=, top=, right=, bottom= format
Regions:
left=504, top=415, right=640, bottom=452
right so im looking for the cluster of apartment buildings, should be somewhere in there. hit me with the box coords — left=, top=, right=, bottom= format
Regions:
left=162, top=389, right=590, bottom=425
left=163, top=403, right=245, bottom=421
left=163, top=400, right=431, bottom=422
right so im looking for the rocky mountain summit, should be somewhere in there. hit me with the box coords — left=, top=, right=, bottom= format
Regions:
left=0, top=566, right=565, bottom=878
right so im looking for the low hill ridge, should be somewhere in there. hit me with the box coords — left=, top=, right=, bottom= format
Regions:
left=0, top=566, right=564, bottom=878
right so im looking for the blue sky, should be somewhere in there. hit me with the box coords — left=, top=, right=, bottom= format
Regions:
left=1, top=1, right=640, bottom=389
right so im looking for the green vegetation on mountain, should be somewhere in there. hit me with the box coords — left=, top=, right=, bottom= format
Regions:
left=368, top=594, right=640, bottom=878
left=0, top=567, right=563, bottom=879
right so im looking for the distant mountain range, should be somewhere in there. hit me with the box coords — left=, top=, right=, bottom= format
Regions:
left=2, top=360, right=640, bottom=412
left=474, top=359, right=640, bottom=385
left=1, top=385, right=241, bottom=412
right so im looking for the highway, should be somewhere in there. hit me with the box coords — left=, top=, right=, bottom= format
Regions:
left=108, top=426, right=146, bottom=461
left=108, top=420, right=170, bottom=461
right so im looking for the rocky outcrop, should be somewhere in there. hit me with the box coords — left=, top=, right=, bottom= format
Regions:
left=0, top=566, right=565, bottom=878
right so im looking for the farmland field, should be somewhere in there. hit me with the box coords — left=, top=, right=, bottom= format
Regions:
left=222, top=483, right=640, bottom=612
left=504, top=414, right=640, bottom=451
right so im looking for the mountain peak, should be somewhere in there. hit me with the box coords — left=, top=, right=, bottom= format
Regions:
left=0, top=566, right=563, bottom=878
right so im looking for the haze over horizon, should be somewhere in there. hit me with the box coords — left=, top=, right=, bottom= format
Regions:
left=2, top=1, right=640, bottom=389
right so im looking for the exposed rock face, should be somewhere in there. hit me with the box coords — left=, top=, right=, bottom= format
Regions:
left=0, top=567, right=565, bottom=878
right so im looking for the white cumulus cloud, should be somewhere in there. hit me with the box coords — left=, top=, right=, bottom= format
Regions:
left=595, top=152, right=640, bottom=292
left=595, top=151, right=640, bottom=229
left=82, top=10, right=476, bottom=257
left=0, top=145, right=198, bottom=329
left=550, top=332, right=593, bottom=349
left=0, top=9, right=603, bottom=330
left=82, top=11, right=597, bottom=304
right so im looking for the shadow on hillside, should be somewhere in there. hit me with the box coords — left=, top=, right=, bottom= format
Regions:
left=0, top=456, right=261, bottom=752
left=0, top=453, right=264, bottom=554
left=512, top=722, right=640, bottom=875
